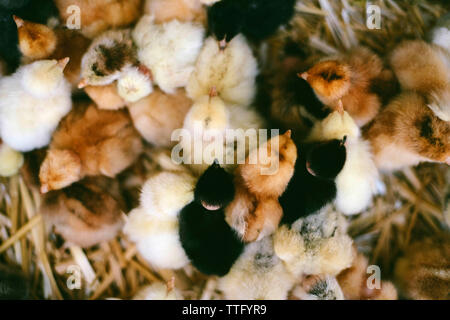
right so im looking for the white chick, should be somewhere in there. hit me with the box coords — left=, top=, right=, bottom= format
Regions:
left=133, top=281, right=181, bottom=300
left=0, top=58, right=72, bottom=152
left=308, top=108, right=379, bottom=215
left=80, top=29, right=137, bottom=87
left=117, top=67, right=153, bottom=103
left=218, top=237, right=296, bottom=300
left=274, top=206, right=354, bottom=278
left=180, top=93, right=230, bottom=175
left=133, top=15, right=205, bottom=94
left=124, top=171, right=196, bottom=270
left=187, top=35, right=258, bottom=106
left=0, top=142, right=24, bottom=177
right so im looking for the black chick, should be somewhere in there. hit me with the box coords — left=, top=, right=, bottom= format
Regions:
left=0, top=0, right=30, bottom=10
left=0, top=264, right=30, bottom=299
left=207, top=0, right=296, bottom=43
left=179, top=162, right=244, bottom=276
left=280, top=139, right=347, bottom=225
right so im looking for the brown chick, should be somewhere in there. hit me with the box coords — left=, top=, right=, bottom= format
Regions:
left=55, top=0, right=143, bottom=39
left=337, top=250, right=398, bottom=300
left=393, top=236, right=450, bottom=300
left=144, top=0, right=206, bottom=24
left=301, top=47, right=395, bottom=126
left=127, top=88, right=192, bottom=147
left=84, top=83, right=126, bottom=110
left=14, top=16, right=91, bottom=87
left=14, top=15, right=57, bottom=61
left=39, top=102, right=143, bottom=193
left=41, top=177, right=125, bottom=248
left=226, top=131, right=297, bottom=242
left=364, top=91, right=450, bottom=171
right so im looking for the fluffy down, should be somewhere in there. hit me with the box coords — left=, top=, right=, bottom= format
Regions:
left=117, top=67, right=153, bottom=103
left=0, top=142, right=24, bottom=177
left=308, top=110, right=379, bottom=215
left=187, top=35, right=258, bottom=106
left=274, top=206, right=354, bottom=278
left=133, top=15, right=204, bottom=94
left=0, top=59, right=71, bottom=151
left=218, top=237, right=295, bottom=300
left=292, top=275, right=344, bottom=300
left=84, top=83, right=126, bottom=110
left=144, top=0, right=206, bottom=23
left=133, top=282, right=181, bottom=300
left=127, top=88, right=192, bottom=147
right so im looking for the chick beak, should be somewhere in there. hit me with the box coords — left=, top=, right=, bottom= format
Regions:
left=40, top=184, right=49, bottom=194
left=340, top=135, right=348, bottom=147
left=12, top=15, right=24, bottom=29
left=78, top=78, right=87, bottom=89
left=445, top=156, right=450, bottom=166
left=298, top=72, right=309, bottom=81
left=57, top=57, right=70, bottom=70
left=284, top=129, right=292, bottom=138
left=209, top=86, right=218, bottom=98
left=337, top=99, right=344, bottom=114
left=138, top=64, right=153, bottom=81
left=166, top=277, right=175, bottom=295
left=218, top=38, right=227, bottom=51
left=201, top=201, right=221, bottom=211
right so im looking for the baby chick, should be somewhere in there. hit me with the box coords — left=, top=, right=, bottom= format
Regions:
left=144, top=0, right=206, bottom=24
left=273, top=206, right=354, bottom=278
left=0, top=58, right=72, bottom=152
left=394, top=236, right=450, bottom=300
left=179, top=162, right=244, bottom=276
left=84, top=83, right=126, bottom=110
left=337, top=251, right=398, bottom=300
left=55, top=0, right=142, bottom=39
left=124, top=171, right=196, bottom=270
left=0, top=264, right=30, bottom=300
left=226, top=131, right=297, bottom=242
left=301, top=47, right=393, bottom=126
left=218, top=236, right=295, bottom=300
left=39, top=103, right=143, bottom=192
left=117, top=66, right=153, bottom=103
left=133, top=15, right=205, bottom=94
left=308, top=106, right=379, bottom=215
left=80, top=29, right=138, bottom=88
left=40, top=177, right=125, bottom=248
left=364, top=92, right=450, bottom=171
left=0, top=140, right=24, bottom=177
left=207, top=0, right=296, bottom=44
left=128, top=88, right=192, bottom=147
left=292, top=275, right=344, bottom=300
left=187, top=34, right=258, bottom=106
left=279, top=138, right=347, bottom=225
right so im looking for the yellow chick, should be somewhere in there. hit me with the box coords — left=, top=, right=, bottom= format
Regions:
left=0, top=141, right=24, bottom=177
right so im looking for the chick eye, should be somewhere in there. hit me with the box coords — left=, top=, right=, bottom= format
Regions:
left=320, top=71, right=343, bottom=82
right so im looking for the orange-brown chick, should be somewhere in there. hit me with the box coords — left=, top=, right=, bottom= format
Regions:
left=337, top=250, right=398, bottom=300
left=394, top=236, right=450, bottom=300
left=363, top=92, right=450, bottom=171
left=144, top=0, right=206, bottom=24
left=226, top=131, right=297, bottom=242
left=84, top=83, right=126, bottom=110
left=41, top=177, right=125, bottom=248
left=301, top=47, right=394, bottom=126
left=127, top=88, right=192, bottom=147
left=55, top=0, right=143, bottom=39
left=39, top=102, right=143, bottom=193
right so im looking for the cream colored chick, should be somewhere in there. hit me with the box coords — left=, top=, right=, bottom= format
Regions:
left=0, top=141, right=24, bottom=177
left=308, top=107, right=379, bottom=215
left=127, top=88, right=192, bottom=147
left=218, top=237, right=296, bottom=300
left=40, top=177, right=125, bottom=248
left=117, top=66, right=153, bottom=103
left=364, top=92, right=450, bottom=171
left=0, top=58, right=72, bottom=152
left=133, top=281, right=181, bottom=300
left=39, top=103, right=143, bottom=192
left=80, top=29, right=138, bottom=87
left=144, top=0, right=206, bottom=24
left=124, top=171, right=196, bottom=269
left=84, top=84, right=126, bottom=110
left=187, top=35, right=258, bottom=106
left=274, top=206, right=354, bottom=278
left=133, top=15, right=205, bottom=94
left=55, top=0, right=143, bottom=39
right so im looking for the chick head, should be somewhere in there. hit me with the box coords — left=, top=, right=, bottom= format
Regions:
left=207, top=0, right=244, bottom=45
left=117, top=67, right=153, bottom=102
left=306, top=139, right=347, bottom=180
left=22, top=58, right=69, bottom=97
left=194, top=161, right=235, bottom=210
left=39, top=149, right=82, bottom=193
left=301, top=61, right=351, bottom=104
